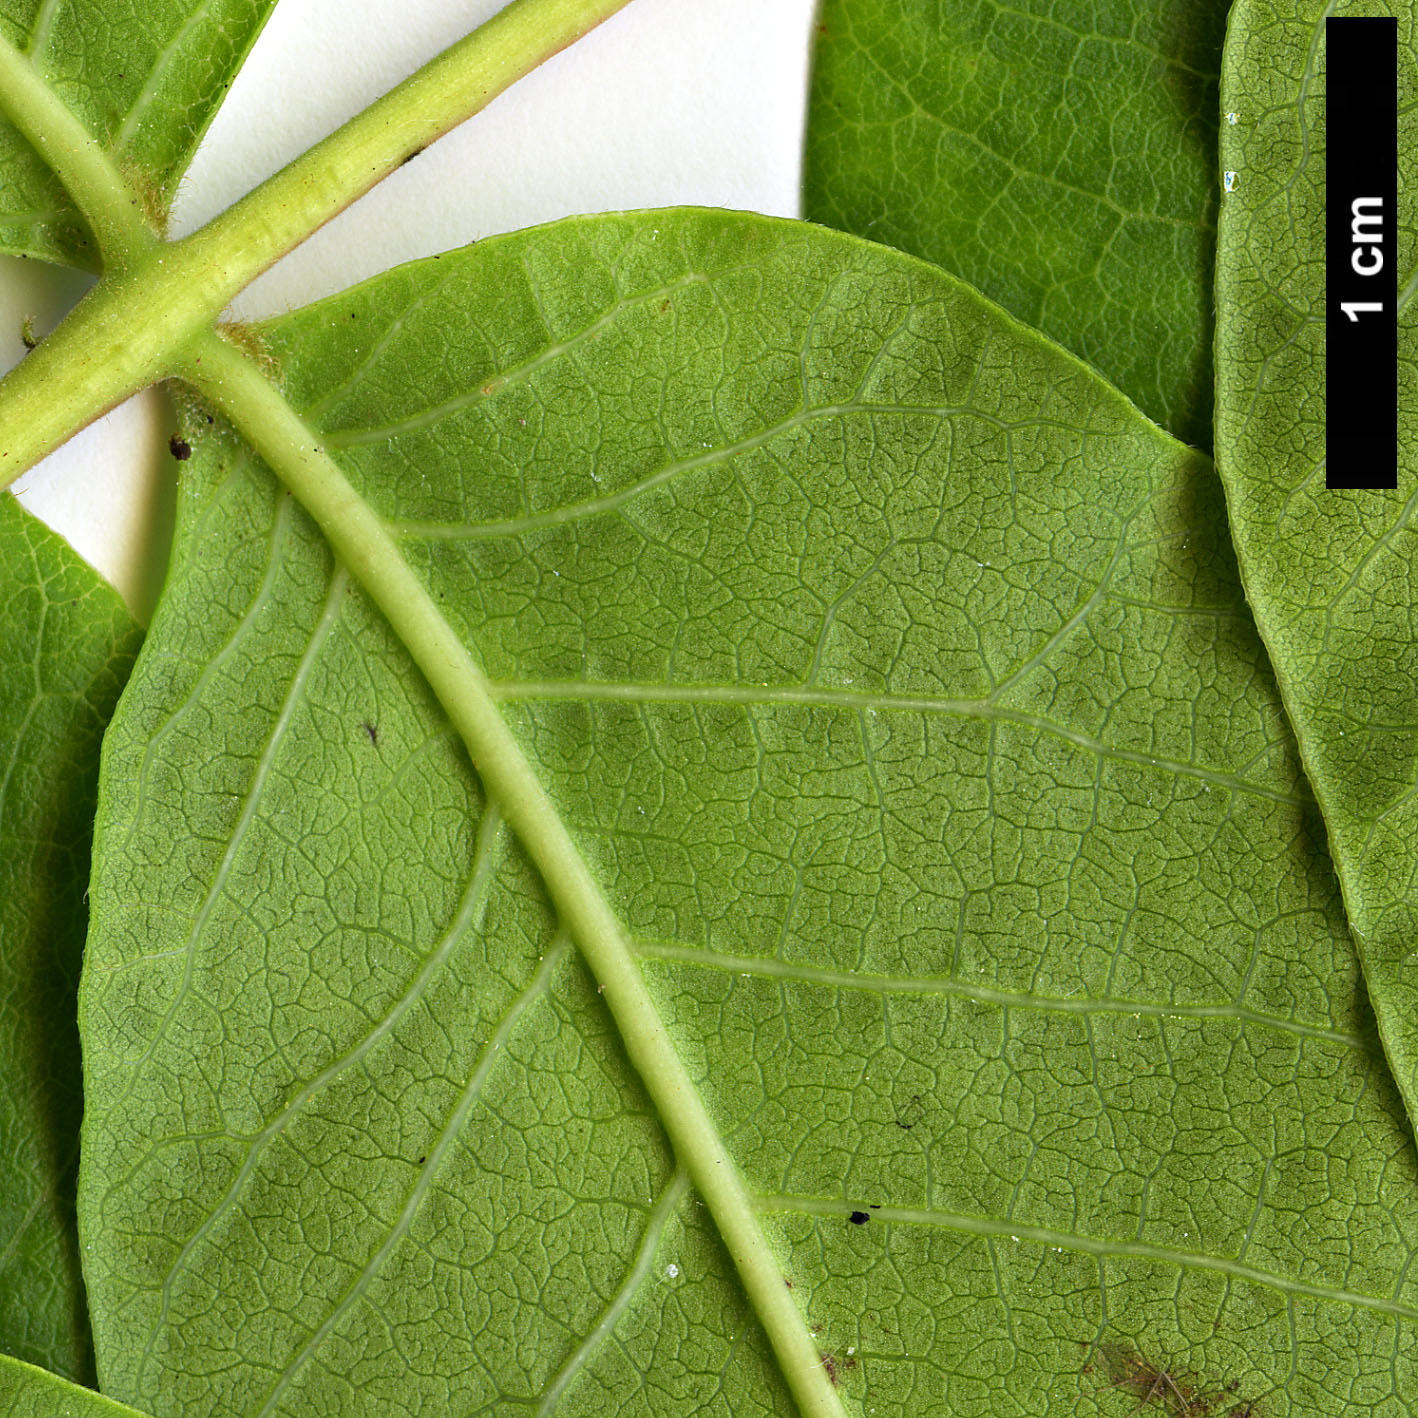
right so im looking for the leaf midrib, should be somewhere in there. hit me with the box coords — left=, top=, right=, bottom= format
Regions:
left=180, top=329, right=848, bottom=1418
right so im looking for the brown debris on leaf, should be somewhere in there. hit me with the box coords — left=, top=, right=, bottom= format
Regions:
left=1089, top=1345, right=1259, bottom=1417
left=818, top=1349, right=859, bottom=1388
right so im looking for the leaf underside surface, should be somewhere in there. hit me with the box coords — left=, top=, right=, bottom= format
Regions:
left=1214, top=1, right=1418, bottom=1135
left=803, top=0, right=1229, bottom=450
left=76, top=210, right=1418, bottom=1417
left=0, top=0, right=276, bottom=265
left=0, top=1351, right=158, bottom=1418
left=0, top=493, right=140, bottom=1382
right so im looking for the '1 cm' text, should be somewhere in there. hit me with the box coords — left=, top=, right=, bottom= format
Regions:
left=1342, top=196, right=1384, bottom=322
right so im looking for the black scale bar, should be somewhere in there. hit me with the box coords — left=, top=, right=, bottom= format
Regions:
left=1326, top=16, right=1398, bottom=491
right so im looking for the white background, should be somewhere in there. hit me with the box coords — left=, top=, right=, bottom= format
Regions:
left=0, top=0, right=821, bottom=617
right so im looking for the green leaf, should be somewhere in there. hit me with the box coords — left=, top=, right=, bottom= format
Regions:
left=0, top=0, right=277, bottom=266
left=0, top=493, right=140, bottom=1381
left=81, top=210, right=1418, bottom=1416
left=802, top=0, right=1229, bottom=448
left=0, top=1351, right=159, bottom=1418
left=1213, top=2, right=1418, bottom=1118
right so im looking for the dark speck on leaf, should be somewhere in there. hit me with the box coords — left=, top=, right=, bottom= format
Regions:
left=362, top=721, right=379, bottom=747
left=416, top=1154, right=426, bottom=1164
left=169, top=435, right=191, bottom=461
left=848, top=1210, right=869, bottom=1225
left=895, top=1092, right=923, bottom=1129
